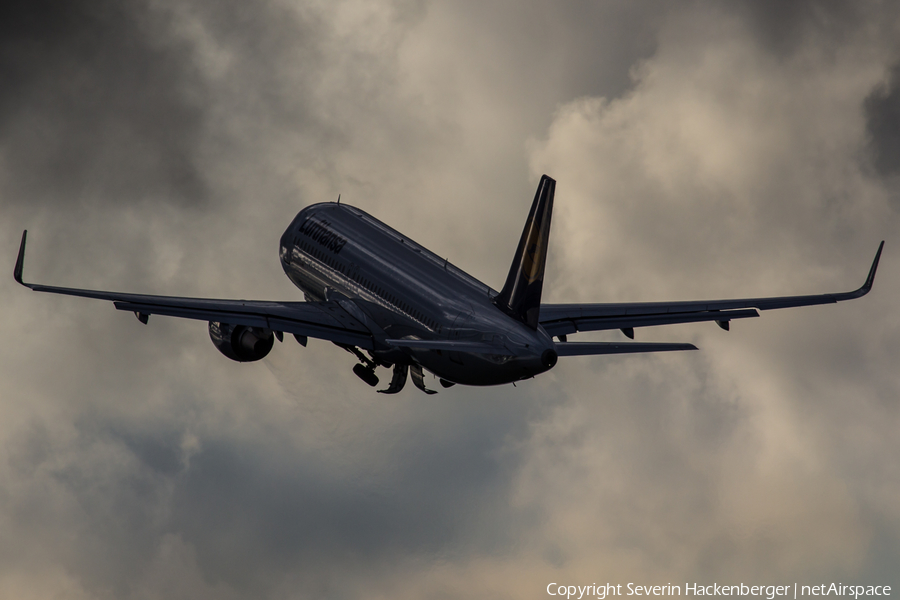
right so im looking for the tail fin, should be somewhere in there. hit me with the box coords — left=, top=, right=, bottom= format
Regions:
left=494, top=175, right=555, bottom=329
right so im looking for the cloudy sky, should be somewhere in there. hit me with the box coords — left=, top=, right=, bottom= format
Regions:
left=2, top=1, right=900, bottom=598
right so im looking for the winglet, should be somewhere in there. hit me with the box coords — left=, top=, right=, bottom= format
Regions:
left=863, top=240, right=884, bottom=293
left=836, top=241, right=884, bottom=301
left=14, top=230, right=27, bottom=286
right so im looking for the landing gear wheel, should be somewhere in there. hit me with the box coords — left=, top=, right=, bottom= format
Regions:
left=352, top=363, right=379, bottom=387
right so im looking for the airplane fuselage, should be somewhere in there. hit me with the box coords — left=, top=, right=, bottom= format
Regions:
left=279, top=202, right=557, bottom=385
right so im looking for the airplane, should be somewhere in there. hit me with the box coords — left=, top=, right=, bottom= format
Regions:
left=14, top=175, right=884, bottom=394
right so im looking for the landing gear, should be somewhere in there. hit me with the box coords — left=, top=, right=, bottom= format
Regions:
left=352, top=363, right=379, bottom=387
left=409, top=364, right=437, bottom=395
left=338, top=343, right=381, bottom=387
left=337, top=342, right=439, bottom=394
left=378, top=363, right=408, bottom=394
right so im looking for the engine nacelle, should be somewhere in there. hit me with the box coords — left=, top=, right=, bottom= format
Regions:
left=208, top=321, right=275, bottom=362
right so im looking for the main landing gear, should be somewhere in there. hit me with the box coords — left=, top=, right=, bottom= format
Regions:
left=352, top=363, right=379, bottom=387
left=340, top=344, right=381, bottom=387
left=337, top=343, right=442, bottom=394
left=408, top=363, right=437, bottom=394
left=378, top=363, right=408, bottom=394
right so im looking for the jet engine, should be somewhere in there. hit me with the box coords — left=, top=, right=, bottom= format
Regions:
left=208, top=321, right=275, bottom=362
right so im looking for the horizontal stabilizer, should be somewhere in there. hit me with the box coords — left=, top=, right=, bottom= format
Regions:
left=555, top=341, right=697, bottom=356
left=385, top=338, right=515, bottom=355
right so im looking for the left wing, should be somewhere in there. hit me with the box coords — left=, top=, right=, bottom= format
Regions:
left=540, top=242, right=884, bottom=338
left=14, top=231, right=375, bottom=349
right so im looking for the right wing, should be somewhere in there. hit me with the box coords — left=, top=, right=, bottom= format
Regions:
left=14, top=230, right=375, bottom=349
left=540, top=242, right=884, bottom=338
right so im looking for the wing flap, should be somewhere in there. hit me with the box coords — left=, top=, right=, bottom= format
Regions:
left=115, top=301, right=374, bottom=348
left=542, top=308, right=760, bottom=337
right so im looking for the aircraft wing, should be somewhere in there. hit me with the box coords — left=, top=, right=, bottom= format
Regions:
left=13, top=231, right=375, bottom=349
left=539, top=242, right=884, bottom=338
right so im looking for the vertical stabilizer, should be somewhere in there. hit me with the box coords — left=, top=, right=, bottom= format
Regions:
left=494, top=175, right=555, bottom=329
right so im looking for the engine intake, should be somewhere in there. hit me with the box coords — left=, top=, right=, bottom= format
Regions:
left=209, top=322, right=275, bottom=362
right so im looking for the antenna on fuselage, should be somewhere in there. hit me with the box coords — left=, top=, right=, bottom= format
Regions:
left=337, top=194, right=341, bottom=204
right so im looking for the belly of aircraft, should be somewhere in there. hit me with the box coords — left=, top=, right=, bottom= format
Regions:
left=412, top=350, right=540, bottom=386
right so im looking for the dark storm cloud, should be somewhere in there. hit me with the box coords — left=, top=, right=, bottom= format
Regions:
left=865, top=63, right=900, bottom=179
left=3, top=1, right=900, bottom=597
left=167, top=432, right=520, bottom=590
left=551, top=1, right=663, bottom=101
left=178, top=1, right=328, bottom=127
left=436, top=0, right=665, bottom=114
left=0, top=0, right=209, bottom=206
left=731, top=0, right=862, bottom=56
left=4, top=420, right=177, bottom=598
left=26, top=384, right=550, bottom=597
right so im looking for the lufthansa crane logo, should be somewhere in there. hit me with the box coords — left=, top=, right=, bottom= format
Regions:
left=521, top=225, right=545, bottom=283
